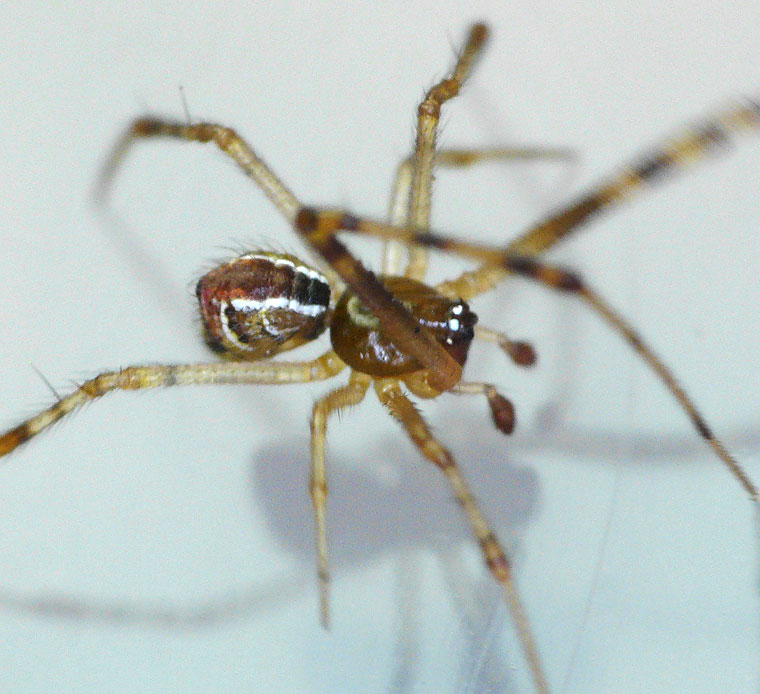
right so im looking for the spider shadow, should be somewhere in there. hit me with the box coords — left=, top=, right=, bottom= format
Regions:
left=252, top=425, right=539, bottom=570
left=250, top=412, right=541, bottom=694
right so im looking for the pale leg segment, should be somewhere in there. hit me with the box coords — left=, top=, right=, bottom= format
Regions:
left=310, top=371, right=372, bottom=627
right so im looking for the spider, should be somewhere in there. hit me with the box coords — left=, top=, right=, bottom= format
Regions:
left=0, top=22, right=758, bottom=694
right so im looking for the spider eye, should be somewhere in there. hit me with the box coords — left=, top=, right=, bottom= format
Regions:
left=444, top=301, right=477, bottom=344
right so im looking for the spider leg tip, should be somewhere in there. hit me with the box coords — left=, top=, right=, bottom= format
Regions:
left=469, top=22, right=489, bottom=42
left=486, top=389, right=516, bottom=435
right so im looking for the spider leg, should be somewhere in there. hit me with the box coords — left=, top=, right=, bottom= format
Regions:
left=452, top=98, right=760, bottom=298
left=404, top=23, right=488, bottom=281
left=578, top=283, right=759, bottom=501
left=373, top=378, right=549, bottom=694
left=0, top=352, right=345, bottom=457
left=434, top=147, right=577, bottom=168
left=510, top=99, right=760, bottom=254
left=385, top=146, right=576, bottom=278
left=95, top=118, right=301, bottom=223
left=309, top=371, right=371, bottom=628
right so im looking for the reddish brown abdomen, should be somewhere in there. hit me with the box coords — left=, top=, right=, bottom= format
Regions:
left=196, top=252, right=331, bottom=360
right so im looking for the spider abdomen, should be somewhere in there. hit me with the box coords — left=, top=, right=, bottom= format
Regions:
left=196, top=251, right=331, bottom=359
left=330, top=276, right=476, bottom=378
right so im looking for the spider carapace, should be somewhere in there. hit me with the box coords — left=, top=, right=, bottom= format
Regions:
left=1, top=21, right=759, bottom=694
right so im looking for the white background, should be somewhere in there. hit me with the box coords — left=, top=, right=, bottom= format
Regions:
left=0, top=2, right=759, bottom=693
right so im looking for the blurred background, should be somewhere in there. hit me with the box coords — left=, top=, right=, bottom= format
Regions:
left=0, top=2, right=758, bottom=692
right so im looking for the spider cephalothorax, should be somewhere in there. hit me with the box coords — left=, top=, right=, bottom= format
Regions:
left=331, top=276, right=476, bottom=379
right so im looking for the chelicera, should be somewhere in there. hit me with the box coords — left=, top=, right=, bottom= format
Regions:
left=1, top=23, right=758, bottom=694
